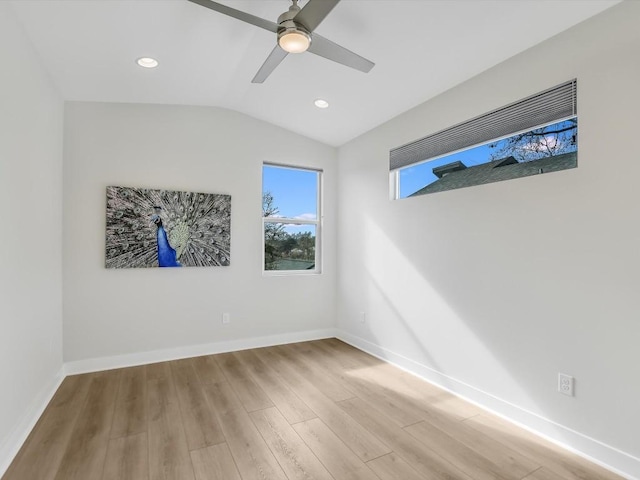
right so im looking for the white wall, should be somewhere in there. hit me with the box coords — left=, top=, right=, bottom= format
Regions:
left=336, top=1, right=640, bottom=477
left=0, top=3, right=64, bottom=475
left=63, top=102, right=337, bottom=365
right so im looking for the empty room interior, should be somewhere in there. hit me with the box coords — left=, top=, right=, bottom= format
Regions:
left=1, top=1, right=639, bottom=479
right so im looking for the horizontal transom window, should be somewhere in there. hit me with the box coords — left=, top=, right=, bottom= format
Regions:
left=391, top=80, right=578, bottom=198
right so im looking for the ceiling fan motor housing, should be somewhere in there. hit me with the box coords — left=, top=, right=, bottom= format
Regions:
left=277, top=2, right=311, bottom=52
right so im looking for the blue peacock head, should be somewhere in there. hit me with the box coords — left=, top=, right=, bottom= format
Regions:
left=151, top=206, right=163, bottom=227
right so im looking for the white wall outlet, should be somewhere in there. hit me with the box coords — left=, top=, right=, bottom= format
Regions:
left=359, top=311, right=366, bottom=323
left=558, top=373, right=574, bottom=396
left=222, top=312, right=231, bottom=324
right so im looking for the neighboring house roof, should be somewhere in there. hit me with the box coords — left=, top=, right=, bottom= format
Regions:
left=410, top=152, right=577, bottom=196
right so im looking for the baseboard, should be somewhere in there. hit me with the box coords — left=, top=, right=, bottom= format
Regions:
left=64, top=328, right=339, bottom=375
left=336, top=330, right=639, bottom=480
left=0, top=367, right=65, bottom=478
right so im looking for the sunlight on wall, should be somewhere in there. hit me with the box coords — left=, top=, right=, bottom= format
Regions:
left=359, top=215, right=547, bottom=418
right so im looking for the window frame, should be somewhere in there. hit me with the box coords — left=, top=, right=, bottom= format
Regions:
left=389, top=79, right=577, bottom=199
left=262, top=162, right=322, bottom=276
left=391, top=115, right=578, bottom=199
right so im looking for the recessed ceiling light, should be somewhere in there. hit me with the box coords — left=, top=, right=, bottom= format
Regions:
left=314, top=99, right=329, bottom=109
left=136, top=57, right=158, bottom=68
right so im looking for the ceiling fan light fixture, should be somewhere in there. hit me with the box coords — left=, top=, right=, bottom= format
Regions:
left=278, top=29, right=311, bottom=54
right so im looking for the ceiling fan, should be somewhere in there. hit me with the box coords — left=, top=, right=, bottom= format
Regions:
left=188, top=0, right=375, bottom=83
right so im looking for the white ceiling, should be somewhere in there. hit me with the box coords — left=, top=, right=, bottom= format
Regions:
left=11, top=0, right=620, bottom=146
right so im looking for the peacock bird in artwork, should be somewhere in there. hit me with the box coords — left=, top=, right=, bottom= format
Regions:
left=105, top=186, right=231, bottom=269
left=151, top=206, right=181, bottom=267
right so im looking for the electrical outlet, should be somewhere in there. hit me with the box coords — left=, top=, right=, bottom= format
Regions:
left=359, top=312, right=366, bottom=323
left=558, top=373, right=574, bottom=396
left=222, top=312, right=231, bottom=324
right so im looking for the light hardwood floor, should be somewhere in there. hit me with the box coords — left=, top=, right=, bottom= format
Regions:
left=2, top=339, right=624, bottom=480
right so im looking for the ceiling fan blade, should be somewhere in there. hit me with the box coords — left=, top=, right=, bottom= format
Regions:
left=188, top=0, right=278, bottom=33
left=294, top=0, right=340, bottom=32
left=308, top=34, right=374, bottom=73
left=252, top=45, right=289, bottom=83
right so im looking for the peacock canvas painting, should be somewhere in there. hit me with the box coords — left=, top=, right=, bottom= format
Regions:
left=105, top=186, right=231, bottom=268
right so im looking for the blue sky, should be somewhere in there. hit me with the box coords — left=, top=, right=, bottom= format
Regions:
left=263, top=165, right=317, bottom=234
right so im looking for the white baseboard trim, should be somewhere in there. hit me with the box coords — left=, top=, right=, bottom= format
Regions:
left=336, top=330, right=639, bottom=480
left=64, top=328, right=339, bottom=375
left=0, top=367, right=65, bottom=478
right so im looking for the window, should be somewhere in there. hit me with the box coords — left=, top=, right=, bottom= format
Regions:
left=391, top=79, right=578, bottom=198
left=262, top=164, right=321, bottom=274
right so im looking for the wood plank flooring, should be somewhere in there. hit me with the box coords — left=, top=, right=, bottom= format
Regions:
left=2, top=339, right=624, bottom=480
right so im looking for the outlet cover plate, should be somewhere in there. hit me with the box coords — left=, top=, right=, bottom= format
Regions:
left=558, top=373, right=574, bottom=396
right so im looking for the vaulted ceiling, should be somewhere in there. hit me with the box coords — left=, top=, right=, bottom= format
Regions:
left=11, top=0, right=620, bottom=146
